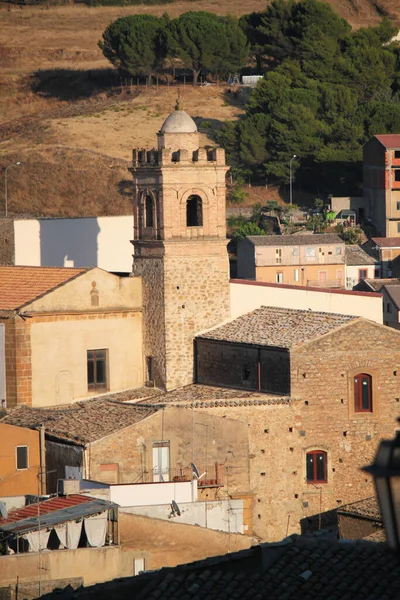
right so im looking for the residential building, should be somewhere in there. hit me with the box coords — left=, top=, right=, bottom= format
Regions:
left=2, top=395, right=250, bottom=498
left=0, top=266, right=142, bottom=408
left=364, top=236, right=400, bottom=277
left=337, top=497, right=383, bottom=541
left=0, top=216, right=133, bottom=273
left=344, top=245, right=378, bottom=289
left=354, top=278, right=400, bottom=329
left=130, top=102, right=230, bottom=390
left=363, top=134, right=400, bottom=237
left=236, top=234, right=346, bottom=288
left=0, top=422, right=42, bottom=497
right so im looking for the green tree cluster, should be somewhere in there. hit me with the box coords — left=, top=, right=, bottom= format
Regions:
left=99, top=12, right=249, bottom=82
left=233, top=0, right=400, bottom=194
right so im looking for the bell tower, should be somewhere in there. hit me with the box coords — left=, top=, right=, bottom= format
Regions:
left=130, top=96, right=230, bottom=390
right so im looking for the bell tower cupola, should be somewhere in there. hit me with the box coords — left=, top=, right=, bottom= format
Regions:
left=130, top=95, right=230, bottom=390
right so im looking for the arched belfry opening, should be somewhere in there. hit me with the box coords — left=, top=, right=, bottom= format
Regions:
left=186, top=195, right=203, bottom=227
left=145, top=194, right=154, bottom=228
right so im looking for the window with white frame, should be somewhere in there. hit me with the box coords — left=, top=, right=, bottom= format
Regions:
left=306, top=247, right=316, bottom=257
left=275, top=249, right=282, bottom=264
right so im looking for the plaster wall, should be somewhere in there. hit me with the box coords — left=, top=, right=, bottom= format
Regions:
left=118, top=512, right=253, bottom=571
left=109, top=480, right=197, bottom=506
left=14, top=216, right=133, bottom=273
left=229, top=280, right=383, bottom=323
left=30, top=313, right=143, bottom=406
left=345, top=264, right=376, bottom=289
left=0, top=546, right=134, bottom=587
left=255, top=264, right=344, bottom=287
left=0, top=423, right=40, bottom=497
left=122, top=498, right=244, bottom=534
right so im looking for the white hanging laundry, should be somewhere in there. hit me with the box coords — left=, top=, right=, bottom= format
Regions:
left=66, top=520, right=83, bottom=550
left=24, top=529, right=50, bottom=552
left=84, top=512, right=108, bottom=548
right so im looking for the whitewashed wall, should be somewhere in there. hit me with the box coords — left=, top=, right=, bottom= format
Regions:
left=14, top=216, right=133, bottom=273
left=230, top=280, right=383, bottom=324
left=122, top=498, right=244, bottom=534
left=81, top=480, right=197, bottom=506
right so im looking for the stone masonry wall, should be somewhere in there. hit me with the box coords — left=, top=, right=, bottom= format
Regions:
left=88, top=406, right=250, bottom=493
left=3, top=316, right=32, bottom=408
left=187, top=320, right=400, bottom=541
left=132, top=255, right=166, bottom=388
left=163, top=240, right=230, bottom=390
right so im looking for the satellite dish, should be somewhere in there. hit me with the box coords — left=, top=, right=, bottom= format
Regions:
left=191, top=463, right=206, bottom=481
left=171, top=500, right=181, bottom=516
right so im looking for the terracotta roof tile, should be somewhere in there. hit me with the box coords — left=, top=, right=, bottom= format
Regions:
left=1, top=397, right=158, bottom=445
left=375, top=134, right=400, bottom=149
left=0, top=265, right=86, bottom=310
left=371, top=237, right=400, bottom=248
left=345, top=245, right=378, bottom=266
left=247, top=233, right=343, bottom=247
left=197, top=306, right=357, bottom=349
left=80, top=535, right=400, bottom=600
left=362, top=278, right=400, bottom=291
left=138, top=384, right=290, bottom=408
left=338, top=496, right=381, bottom=521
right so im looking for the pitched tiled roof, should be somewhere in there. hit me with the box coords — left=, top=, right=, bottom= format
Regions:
left=1, top=398, right=158, bottom=445
left=197, top=307, right=357, bottom=349
left=247, top=233, right=343, bottom=247
left=337, top=496, right=381, bottom=520
left=75, top=535, right=399, bottom=600
left=138, top=384, right=291, bottom=408
left=0, top=265, right=86, bottom=310
left=375, top=134, right=400, bottom=149
left=345, top=245, right=378, bottom=266
left=361, top=278, right=400, bottom=292
left=371, top=237, right=400, bottom=248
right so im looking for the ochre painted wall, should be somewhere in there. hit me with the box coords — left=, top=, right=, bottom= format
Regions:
left=0, top=423, right=40, bottom=496
left=255, top=264, right=344, bottom=287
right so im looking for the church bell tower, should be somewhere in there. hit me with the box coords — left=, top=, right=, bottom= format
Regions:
left=130, top=95, right=230, bottom=390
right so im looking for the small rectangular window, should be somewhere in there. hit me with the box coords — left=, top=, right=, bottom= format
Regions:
left=397, top=202, right=400, bottom=211
left=335, top=247, right=342, bottom=255
left=306, top=451, right=327, bottom=483
left=397, top=222, right=400, bottom=234
left=292, top=247, right=299, bottom=256
left=358, top=269, right=367, bottom=281
left=146, top=356, right=153, bottom=382
left=395, top=170, right=400, bottom=182
left=294, top=269, right=299, bottom=282
left=275, top=249, right=282, bottom=264
left=395, top=151, right=400, bottom=159
left=16, top=446, right=28, bottom=470
left=388, top=303, right=392, bottom=314
left=87, top=349, right=108, bottom=390
left=306, top=248, right=316, bottom=257
left=276, top=272, right=283, bottom=283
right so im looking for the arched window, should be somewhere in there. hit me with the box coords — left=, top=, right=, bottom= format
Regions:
left=145, top=194, right=154, bottom=228
left=186, top=195, right=203, bottom=227
left=306, top=450, right=327, bottom=483
left=354, top=373, right=372, bottom=412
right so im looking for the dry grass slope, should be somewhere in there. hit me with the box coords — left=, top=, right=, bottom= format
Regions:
left=0, top=0, right=399, bottom=217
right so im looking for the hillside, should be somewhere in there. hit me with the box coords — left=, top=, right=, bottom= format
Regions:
left=0, top=0, right=399, bottom=217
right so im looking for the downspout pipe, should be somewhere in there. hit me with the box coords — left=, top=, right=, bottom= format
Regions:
left=39, top=424, right=46, bottom=495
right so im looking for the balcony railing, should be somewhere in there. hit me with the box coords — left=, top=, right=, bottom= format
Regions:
left=138, top=463, right=224, bottom=487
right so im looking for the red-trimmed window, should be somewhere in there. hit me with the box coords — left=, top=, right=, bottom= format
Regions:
left=354, top=373, right=372, bottom=413
left=306, top=450, right=327, bottom=483
left=87, top=349, right=108, bottom=390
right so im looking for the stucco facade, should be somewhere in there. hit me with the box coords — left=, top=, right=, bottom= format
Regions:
left=237, top=235, right=345, bottom=288
left=1, top=268, right=143, bottom=408
left=0, top=423, right=41, bottom=497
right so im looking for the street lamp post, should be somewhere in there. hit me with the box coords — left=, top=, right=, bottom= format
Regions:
left=289, top=155, right=297, bottom=206
left=4, top=162, right=21, bottom=218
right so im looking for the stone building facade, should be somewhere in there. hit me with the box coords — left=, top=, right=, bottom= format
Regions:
left=188, top=308, right=400, bottom=540
left=130, top=101, right=230, bottom=390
